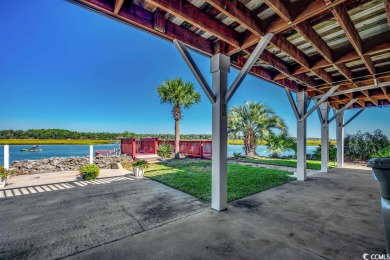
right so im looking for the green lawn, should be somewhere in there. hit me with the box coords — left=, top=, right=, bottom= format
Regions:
left=144, top=159, right=295, bottom=202
left=236, top=157, right=335, bottom=170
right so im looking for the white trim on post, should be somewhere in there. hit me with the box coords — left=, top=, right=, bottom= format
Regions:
left=335, top=111, right=344, bottom=168
left=90, top=145, right=93, bottom=164
left=318, top=102, right=330, bottom=173
left=211, top=53, right=230, bottom=211
left=4, top=145, right=9, bottom=170
left=296, top=91, right=308, bottom=181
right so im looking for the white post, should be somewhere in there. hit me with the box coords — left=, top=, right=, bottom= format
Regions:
left=4, top=145, right=9, bottom=170
left=89, top=145, right=93, bottom=164
left=296, top=91, right=308, bottom=181
left=319, top=102, right=330, bottom=172
left=211, top=53, right=230, bottom=211
left=336, top=111, right=345, bottom=167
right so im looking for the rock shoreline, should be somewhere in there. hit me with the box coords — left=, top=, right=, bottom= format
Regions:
left=11, top=155, right=133, bottom=175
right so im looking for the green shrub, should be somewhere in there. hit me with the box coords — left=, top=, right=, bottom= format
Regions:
left=0, top=166, right=14, bottom=181
left=232, top=152, right=242, bottom=158
left=345, top=130, right=389, bottom=160
left=372, top=147, right=390, bottom=158
left=157, top=143, right=173, bottom=158
left=312, top=143, right=337, bottom=161
left=265, top=135, right=297, bottom=158
left=79, top=164, right=100, bottom=181
left=132, top=160, right=149, bottom=169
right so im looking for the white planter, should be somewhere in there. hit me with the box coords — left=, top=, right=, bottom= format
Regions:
left=133, top=167, right=145, bottom=178
left=0, top=178, right=7, bottom=188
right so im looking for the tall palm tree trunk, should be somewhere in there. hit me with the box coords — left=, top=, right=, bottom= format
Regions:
left=175, top=119, right=180, bottom=154
left=172, top=104, right=182, bottom=156
left=244, top=128, right=256, bottom=157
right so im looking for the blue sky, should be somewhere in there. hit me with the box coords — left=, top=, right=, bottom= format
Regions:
left=0, top=0, right=389, bottom=138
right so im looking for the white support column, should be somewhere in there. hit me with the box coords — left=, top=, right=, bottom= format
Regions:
left=4, top=145, right=9, bottom=170
left=211, top=54, right=230, bottom=211
left=335, top=111, right=345, bottom=168
left=319, top=102, right=330, bottom=173
left=296, top=91, right=308, bottom=181
left=89, top=145, right=93, bottom=164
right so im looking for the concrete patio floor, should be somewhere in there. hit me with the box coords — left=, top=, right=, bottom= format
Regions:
left=0, top=167, right=385, bottom=259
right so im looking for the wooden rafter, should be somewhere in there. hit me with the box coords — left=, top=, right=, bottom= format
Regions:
left=274, top=34, right=390, bottom=80
left=331, top=4, right=376, bottom=75
left=263, top=0, right=292, bottom=24
left=381, top=86, right=390, bottom=102
left=146, top=0, right=241, bottom=48
left=295, top=21, right=353, bottom=81
left=361, top=90, right=379, bottom=105
left=265, top=0, right=347, bottom=34
left=114, top=0, right=124, bottom=14
left=205, top=0, right=263, bottom=36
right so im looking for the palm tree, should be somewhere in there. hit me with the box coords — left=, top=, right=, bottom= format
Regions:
left=228, top=101, right=287, bottom=157
left=157, top=78, right=201, bottom=157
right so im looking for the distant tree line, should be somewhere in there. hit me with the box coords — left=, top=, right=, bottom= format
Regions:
left=0, top=129, right=212, bottom=141
left=0, top=129, right=337, bottom=144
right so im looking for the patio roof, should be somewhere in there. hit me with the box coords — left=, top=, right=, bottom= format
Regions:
left=67, top=0, right=390, bottom=109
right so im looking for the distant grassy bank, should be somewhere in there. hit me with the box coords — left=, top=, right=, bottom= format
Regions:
left=227, top=139, right=336, bottom=146
left=0, top=139, right=116, bottom=145
left=1, top=139, right=335, bottom=146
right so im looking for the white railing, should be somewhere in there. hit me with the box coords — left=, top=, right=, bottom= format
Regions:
left=4, top=145, right=9, bottom=169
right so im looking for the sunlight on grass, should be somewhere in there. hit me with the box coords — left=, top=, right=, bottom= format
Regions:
left=144, top=159, right=295, bottom=202
left=236, top=157, right=335, bottom=170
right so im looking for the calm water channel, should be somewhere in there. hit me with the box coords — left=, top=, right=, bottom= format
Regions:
left=0, top=144, right=317, bottom=164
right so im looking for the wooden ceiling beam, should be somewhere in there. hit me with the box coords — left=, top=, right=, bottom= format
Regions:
left=270, top=34, right=310, bottom=69
left=146, top=0, right=241, bottom=48
left=114, top=0, right=125, bottom=14
left=74, top=0, right=214, bottom=55
left=381, top=86, right=390, bottom=102
left=361, top=90, right=379, bottom=105
left=205, top=0, right=263, bottom=36
left=263, top=0, right=292, bottom=24
left=355, top=99, right=366, bottom=107
left=295, top=21, right=333, bottom=63
left=243, top=48, right=314, bottom=87
left=259, top=3, right=335, bottom=85
left=274, top=38, right=390, bottom=81
left=265, top=0, right=347, bottom=34
left=295, top=20, right=354, bottom=81
left=205, top=0, right=269, bottom=56
left=232, top=55, right=301, bottom=92
left=331, top=4, right=376, bottom=75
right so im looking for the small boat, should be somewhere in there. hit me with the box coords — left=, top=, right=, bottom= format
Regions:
left=21, top=146, right=43, bottom=152
left=20, top=149, right=43, bottom=152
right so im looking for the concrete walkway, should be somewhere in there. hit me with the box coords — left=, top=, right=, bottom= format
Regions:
left=2, top=168, right=131, bottom=189
left=0, top=167, right=385, bottom=259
